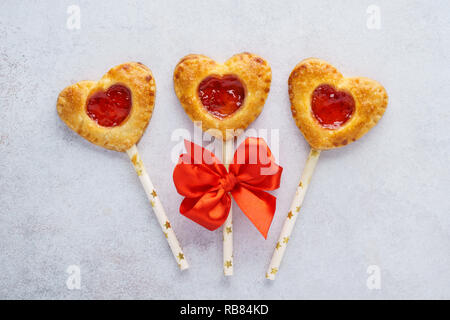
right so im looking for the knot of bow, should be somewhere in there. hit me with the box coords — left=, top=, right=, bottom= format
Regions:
left=173, top=137, right=283, bottom=238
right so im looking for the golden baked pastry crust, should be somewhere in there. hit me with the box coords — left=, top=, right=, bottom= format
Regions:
left=57, top=62, right=156, bottom=152
left=288, top=58, right=388, bottom=150
left=173, top=53, right=271, bottom=140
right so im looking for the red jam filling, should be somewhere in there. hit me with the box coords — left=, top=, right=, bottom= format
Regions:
left=198, top=75, right=245, bottom=119
left=311, top=84, right=355, bottom=129
left=86, top=84, right=132, bottom=127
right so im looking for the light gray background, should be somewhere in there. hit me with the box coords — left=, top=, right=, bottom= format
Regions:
left=1, top=0, right=449, bottom=299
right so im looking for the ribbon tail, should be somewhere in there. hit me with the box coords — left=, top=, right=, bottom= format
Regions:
left=231, top=185, right=276, bottom=239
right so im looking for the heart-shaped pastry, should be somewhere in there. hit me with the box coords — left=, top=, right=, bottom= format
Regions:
left=173, top=53, right=271, bottom=140
left=57, top=62, right=156, bottom=152
left=289, top=58, right=388, bottom=149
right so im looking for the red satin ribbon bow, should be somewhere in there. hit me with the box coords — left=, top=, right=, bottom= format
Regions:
left=173, top=137, right=283, bottom=238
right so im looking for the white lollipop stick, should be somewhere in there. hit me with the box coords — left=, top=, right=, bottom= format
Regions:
left=266, top=148, right=320, bottom=280
left=126, top=145, right=188, bottom=270
left=222, top=138, right=234, bottom=276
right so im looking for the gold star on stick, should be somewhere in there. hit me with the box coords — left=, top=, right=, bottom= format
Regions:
left=299, top=181, right=303, bottom=188
left=270, top=268, right=278, bottom=275
left=150, top=200, right=155, bottom=207
left=226, top=227, right=232, bottom=234
left=283, top=237, right=289, bottom=244
left=275, top=242, right=281, bottom=250
left=311, top=149, right=320, bottom=157
left=131, top=154, right=143, bottom=176
left=131, top=154, right=139, bottom=166
left=177, top=253, right=184, bottom=260
left=296, top=206, right=301, bottom=212
left=224, top=260, right=232, bottom=268
left=164, top=221, right=171, bottom=229
left=151, top=190, right=157, bottom=198
left=287, top=211, right=293, bottom=219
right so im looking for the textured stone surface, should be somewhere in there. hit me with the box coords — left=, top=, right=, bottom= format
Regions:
left=0, top=0, right=449, bottom=299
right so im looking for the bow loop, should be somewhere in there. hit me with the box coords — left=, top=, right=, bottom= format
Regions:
left=173, top=138, right=283, bottom=238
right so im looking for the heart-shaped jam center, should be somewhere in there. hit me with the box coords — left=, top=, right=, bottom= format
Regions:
left=311, top=84, right=355, bottom=129
left=86, top=84, right=132, bottom=127
left=198, top=75, right=245, bottom=119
